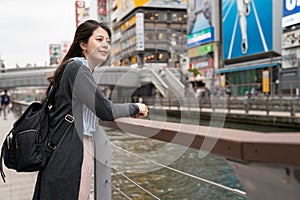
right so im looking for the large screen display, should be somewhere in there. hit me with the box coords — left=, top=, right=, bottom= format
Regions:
left=222, top=0, right=273, bottom=60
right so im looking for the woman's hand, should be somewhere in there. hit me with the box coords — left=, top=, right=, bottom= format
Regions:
left=133, top=103, right=149, bottom=118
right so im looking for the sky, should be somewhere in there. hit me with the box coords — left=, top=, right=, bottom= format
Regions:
left=0, top=0, right=80, bottom=68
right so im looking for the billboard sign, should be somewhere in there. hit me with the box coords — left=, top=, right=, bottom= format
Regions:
left=188, top=43, right=213, bottom=58
left=136, top=13, right=145, bottom=51
left=262, top=70, right=270, bottom=93
left=187, top=27, right=214, bottom=48
left=75, top=1, right=89, bottom=28
left=282, top=29, right=300, bottom=49
left=112, top=0, right=187, bottom=21
left=98, top=0, right=107, bottom=15
left=282, top=48, right=300, bottom=69
left=282, top=0, right=300, bottom=28
left=60, top=41, right=71, bottom=60
left=49, top=44, right=61, bottom=65
left=187, top=0, right=212, bottom=35
left=222, top=0, right=273, bottom=60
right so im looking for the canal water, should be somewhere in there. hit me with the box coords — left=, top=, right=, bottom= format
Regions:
left=101, top=115, right=298, bottom=200
left=108, top=129, right=245, bottom=200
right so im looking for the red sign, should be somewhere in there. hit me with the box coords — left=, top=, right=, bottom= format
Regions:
left=75, top=1, right=86, bottom=28
left=98, top=0, right=107, bottom=15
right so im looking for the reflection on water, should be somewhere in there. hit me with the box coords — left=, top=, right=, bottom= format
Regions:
left=108, top=130, right=246, bottom=200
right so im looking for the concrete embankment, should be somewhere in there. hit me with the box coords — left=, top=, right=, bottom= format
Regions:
left=149, top=107, right=300, bottom=129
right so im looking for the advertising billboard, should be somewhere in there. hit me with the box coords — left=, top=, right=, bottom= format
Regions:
left=222, top=0, right=273, bottom=60
left=282, top=0, right=300, bottom=28
left=136, top=13, right=145, bottom=51
left=49, top=44, right=61, bottom=65
left=61, top=41, right=71, bottom=60
left=282, top=29, right=300, bottom=49
left=187, top=0, right=212, bottom=35
left=98, top=0, right=107, bottom=15
left=112, top=0, right=187, bottom=21
left=282, top=48, right=300, bottom=69
left=187, top=0, right=214, bottom=49
left=75, top=1, right=89, bottom=28
left=187, top=27, right=214, bottom=48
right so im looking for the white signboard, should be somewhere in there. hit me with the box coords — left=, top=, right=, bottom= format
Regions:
left=282, top=48, right=300, bottom=69
left=282, top=29, right=300, bottom=49
left=136, top=13, right=144, bottom=51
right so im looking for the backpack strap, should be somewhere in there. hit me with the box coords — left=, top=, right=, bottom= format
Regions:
left=44, top=65, right=67, bottom=108
left=43, top=64, right=74, bottom=160
left=44, top=114, right=74, bottom=158
left=0, top=145, right=6, bottom=182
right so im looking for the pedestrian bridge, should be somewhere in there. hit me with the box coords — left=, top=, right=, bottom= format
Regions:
left=0, top=66, right=186, bottom=98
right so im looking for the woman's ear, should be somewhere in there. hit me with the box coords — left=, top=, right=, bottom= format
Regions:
left=79, top=42, right=87, bottom=52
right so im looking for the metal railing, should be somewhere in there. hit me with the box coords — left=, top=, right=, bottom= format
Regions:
left=141, top=96, right=300, bottom=117
left=98, top=118, right=300, bottom=200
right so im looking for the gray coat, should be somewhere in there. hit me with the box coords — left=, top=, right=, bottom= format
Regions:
left=33, top=60, right=139, bottom=200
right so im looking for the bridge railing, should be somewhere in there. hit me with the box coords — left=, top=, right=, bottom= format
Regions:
left=97, top=118, right=300, bottom=200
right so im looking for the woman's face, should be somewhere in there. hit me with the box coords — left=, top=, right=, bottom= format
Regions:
left=85, top=26, right=111, bottom=68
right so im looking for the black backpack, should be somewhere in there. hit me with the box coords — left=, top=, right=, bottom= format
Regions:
left=1, top=94, right=10, bottom=105
left=0, top=66, right=74, bottom=182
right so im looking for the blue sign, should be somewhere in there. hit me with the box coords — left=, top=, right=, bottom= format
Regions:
left=222, top=0, right=273, bottom=60
left=187, top=27, right=214, bottom=48
left=282, top=0, right=300, bottom=27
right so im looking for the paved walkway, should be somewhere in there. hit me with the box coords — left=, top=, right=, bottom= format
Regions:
left=0, top=112, right=37, bottom=200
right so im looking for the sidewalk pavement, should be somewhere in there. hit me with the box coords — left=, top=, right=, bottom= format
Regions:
left=149, top=105, right=300, bottom=117
left=0, top=112, right=37, bottom=200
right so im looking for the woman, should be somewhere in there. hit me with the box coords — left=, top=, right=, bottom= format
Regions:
left=33, top=20, right=148, bottom=200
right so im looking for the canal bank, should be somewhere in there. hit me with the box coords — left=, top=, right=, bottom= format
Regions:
left=148, top=107, right=300, bottom=130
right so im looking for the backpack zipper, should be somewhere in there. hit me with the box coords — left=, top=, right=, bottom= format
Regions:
left=15, top=130, right=37, bottom=150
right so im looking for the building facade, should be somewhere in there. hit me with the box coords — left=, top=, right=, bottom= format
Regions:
left=280, top=0, right=300, bottom=95
left=187, top=0, right=285, bottom=96
left=108, top=0, right=188, bottom=69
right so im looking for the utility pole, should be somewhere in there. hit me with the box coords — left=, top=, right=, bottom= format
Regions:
left=212, top=0, right=224, bottom=90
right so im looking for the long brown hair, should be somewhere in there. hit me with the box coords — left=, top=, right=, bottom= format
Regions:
left=45, top=20, right=111, bottom=96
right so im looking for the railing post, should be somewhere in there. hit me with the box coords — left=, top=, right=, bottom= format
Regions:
left=199, top=97, right=202, bottom=112
left=244, top=96, right=249, bottom=114
left=227, top=96, right=231, bottom=113
left=291, top=98, right=296, bottom=117
left=266, top=96, right=269, bottom=115
left=94, top=126, right=112, bottom=200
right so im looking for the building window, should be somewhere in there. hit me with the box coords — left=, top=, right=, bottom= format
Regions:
left=145, top=31, right=155, bottom=41
left=154, top=12, right=159, bottom=20
left=145, top=11, right=154, bottom=21
left=157, top=32, right=166, bottom=40
left=172, top=13, right=178, bottom=22
left=158, top=12, right=167, bottom=21
left=144, top=51, right=169, bottom=63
